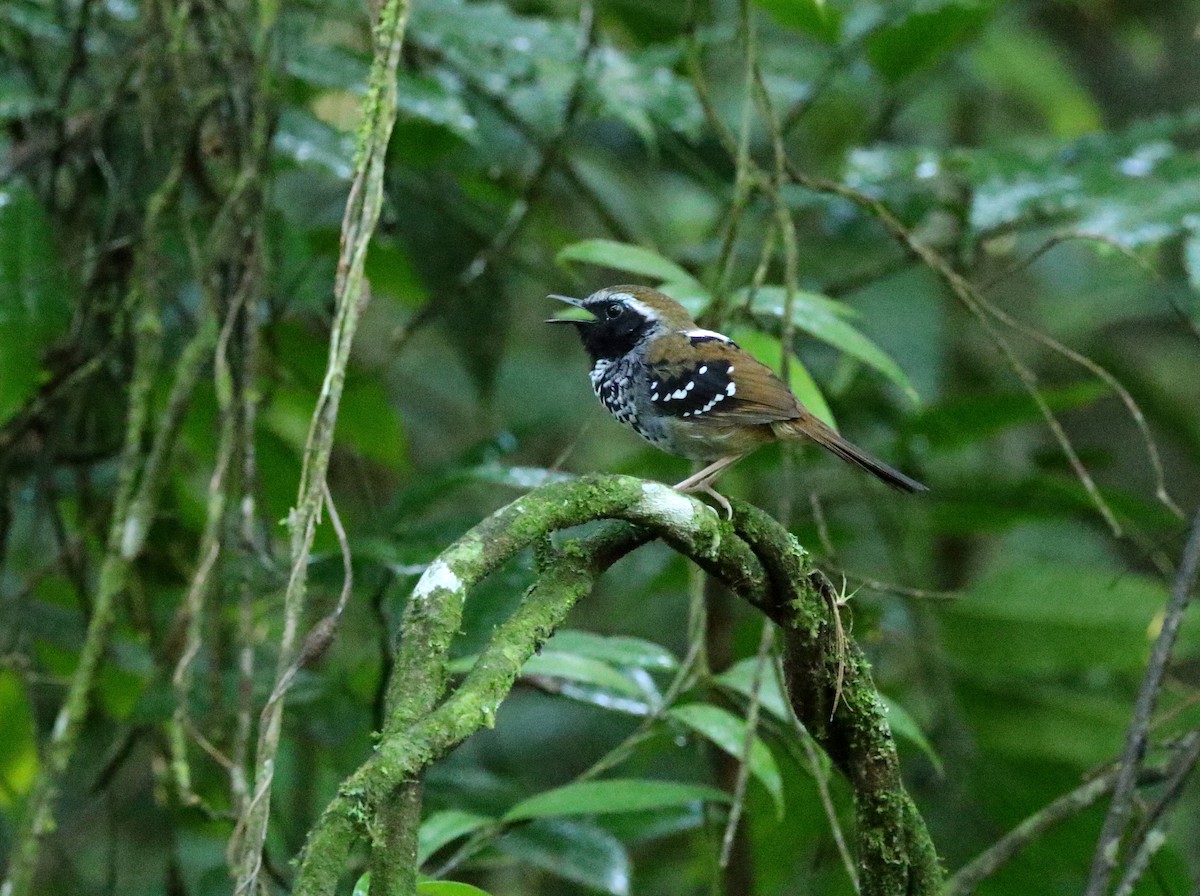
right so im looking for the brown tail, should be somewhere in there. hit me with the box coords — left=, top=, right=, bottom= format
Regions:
left=774, top=416, right=927, bottom=493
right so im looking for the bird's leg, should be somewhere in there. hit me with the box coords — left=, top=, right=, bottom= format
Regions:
left=672, top=453, right=747, bottom=519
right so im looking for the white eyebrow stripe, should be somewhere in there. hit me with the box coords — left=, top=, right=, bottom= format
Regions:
left=592, top=291, right=657, bottom=317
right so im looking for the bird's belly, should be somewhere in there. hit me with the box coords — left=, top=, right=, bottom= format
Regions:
left=663, top=416, right=773, bottom=459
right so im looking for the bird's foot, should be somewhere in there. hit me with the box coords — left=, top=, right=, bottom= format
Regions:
left=673, top=481, right=733, bottom=519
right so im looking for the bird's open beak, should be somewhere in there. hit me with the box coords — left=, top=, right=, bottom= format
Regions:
left=545, top=294, right=595, bottom=325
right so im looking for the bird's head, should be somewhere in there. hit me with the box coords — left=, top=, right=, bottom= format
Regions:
left=547, top=285, right=694, bottom=362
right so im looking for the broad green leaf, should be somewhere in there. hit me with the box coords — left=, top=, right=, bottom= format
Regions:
left=504, top=779, right=730, bottom=822
left=417, top=882, right=496, bottom=896
left=352, top=873, right=370, bottom=896
left=365, top=237, right=429, bottom=306
left=1184, top=220, right=1200, bottom=292
left=908, top=382, right=1107, bottom=450
left=273, top=108, right=354, bottom=178
left=0, top=184, right=73, bottom=426
left=418, top=810, right=493, bottom=864
left=0, top=671, right=37, bottom=804
left=941, top=554, right=1171, bottom=679
left=284, top=42, right=368, bottom=92
left=729, top=328, right=837, bottom=429
left=556, top=240, right=700, bottom=288
left=335, top=378, right=409, bottom=469
left=745, top=287, right=919, bottom=401
left=593, top=45, right=703, bottom=143
left=972, top=24, right=1100, bottom=138
left=667, top=703, right=785, bottom=818
left=467, top=464, right=575, bottom=489
left=956, top=679, right=1136, bottom=766
left=446, top=650, right=647, bottom=704
left=521, top=652, right=645, bottom=698
left=545, top=630, right=679, bottom=671
left=0, top=71, right=52, bottom=119
left=880, top=696, right=942, bottom=773
left=395, top=71, right=479, bottom=141
left=867, top=1, right=993, bottom=83
left=753, top=0, right=840, bottom=42
left=715, top=658, right=792, bottom=723
left=496, top=819, right=630, bottom=896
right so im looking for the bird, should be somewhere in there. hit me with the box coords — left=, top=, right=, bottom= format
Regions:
left=547, top=284, right=926, bottom=516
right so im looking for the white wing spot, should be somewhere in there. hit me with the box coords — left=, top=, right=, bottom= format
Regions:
left=726, top=382, right=737, bottom=396
left=727, top=365, right=735, bottom=374
left=687, top=328, right=733, bottom=344
left=698, top=365, right=708, bottom=374
left=685, top=381, right=695, bottom=391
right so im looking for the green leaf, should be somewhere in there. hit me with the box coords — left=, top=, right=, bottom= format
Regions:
left=752, top=0, right=841, bottom=43
left=417, top=810, right=493, bottom=864
left=544, top=630, right=679, bottom=671
left=273, top=108, right=354, bottom=178
left=867, top=1, right=993, bottom=83
left=745, top=287, right=919, bottom=401
left=336, top=377, right=409, bottom=469
left=941, top=550, right=1172, bottom=679
left=352, top=873, right=370, bottom=896
left=0, top=70, right=52, bottom=119
left=715, top=658, right=792, bottom=723
left=504, top=779, right=730, bottom=822
left=417, top=882, right=496, bottom=896
left=0, top=671, right=37, bottom=804
left=593, top=45, right=703, bottom=143
left=496, top=819, right=630, bottom=896
left=521, top=652, right=646, bottom=698
left=908, top=382, right=1108, bottom=450
left=667, top=703, right=785, bottom=818
left=1184, top=219, right=1200, bottom=292
left=556, top=240, right=701, bottom=288
left=972, top=23, right=1100, bottom=138
left=0, top=184, right=73, bottom=426
left=467, top=464, right=575, bottom=490
left=880, top=696, right=943, bottom=773
left=729, top=328, right=837, bottom=429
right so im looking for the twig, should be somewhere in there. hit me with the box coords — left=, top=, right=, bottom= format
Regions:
left=1113, top=730, right=1200, bottom=896
left=1084, top=507, right=1200, bottom=896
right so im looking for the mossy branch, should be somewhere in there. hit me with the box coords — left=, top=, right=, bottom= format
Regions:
left=293, top=475, right=941, bottom=896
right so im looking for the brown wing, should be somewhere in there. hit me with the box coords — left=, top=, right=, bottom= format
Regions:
left=643, top=332, right=803, bottom=424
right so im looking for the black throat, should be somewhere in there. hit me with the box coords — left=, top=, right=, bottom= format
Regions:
left=574, top=316, right=654, bottom=363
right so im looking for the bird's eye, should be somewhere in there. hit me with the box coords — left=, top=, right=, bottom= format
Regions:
left=604, top=302, right=624, bottom=320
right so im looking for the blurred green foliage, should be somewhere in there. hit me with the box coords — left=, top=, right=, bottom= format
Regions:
left=2, top=0, right=1200, bottom=894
